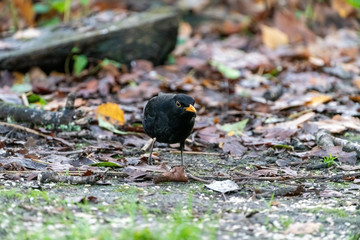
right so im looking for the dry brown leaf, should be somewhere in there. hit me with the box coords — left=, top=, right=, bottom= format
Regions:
left=13, top=72, right=24, bottom=84
left=256, top=112, right=315, bottom=132
left=274, top=10, right=316, bottom=43
left=352, top=77, right=360, bottom=90
left=305, top=94, right=332, bottom=107
left=95, top=102, right=125, bottom=126
left=221, top=19, right=246, bottom=35
left=284, top=222, right=321, bottom=235
left=29, top=67, right=46, bottom=81
left=13, top=0, right=35, bottom=26
left=350, top=95, right=360, bottom=103
left=312, top=115, right=360, bottom=133
left=261, top=25, right=289, bottom=49
left=153, top=166, right=188, bottom=184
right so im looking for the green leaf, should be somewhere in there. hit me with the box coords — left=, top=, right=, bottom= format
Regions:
left=71, top=46, right=80, bottom=54
left=273, top=144, right=294, bottom=150
left=73, top=54, right=88, bottom=75
left=167, top=54, right=176, bottom=65
left=97, top=115, right=128, bottom=135
left=210, top=60, right=241, bottom=79
left=101, top=58, right=122, bottom=68
left=27, top=94, right=47, bottom=105
left=33, top=3, right=50, bottom=14
left=218, top=119, right=248, bottom=135
left=346, top=0, right=360, bottom=8
left=80, top=0, right=90, bottom=6
left=177, top=38, right=186, bottom=45
left=37, top=16, right=61, bottom=27
left=51, top=1, right=65, bottom=13
left=11, top=83, right=32, bottom=93
left=89, top=162, right=123, bottom=167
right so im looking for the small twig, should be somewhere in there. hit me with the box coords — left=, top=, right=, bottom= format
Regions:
left=0, top=122, right=49, bottom=138
left=142, top=138, right=154, bottom=151
left=21, top=93, right=29, bottom=106
left=221, top=192, right=227, bottom=201
left=0, top=121, right=74, bottom=147
left=233, top=176, right=287, bottom=181
left=39, top=150, right=85, bottom=156
left=3, top=128, right=15, bottom=140
left=0, top=170, right=128, bottom=178
left=170, top=151, right=221, bottom=156
left=187, top=173, right=212, bottom=183
left=228, top=110, right=272, bottom=117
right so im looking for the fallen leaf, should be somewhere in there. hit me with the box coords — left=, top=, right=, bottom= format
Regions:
left=261, top=25, right=289, bottom=49
left=221, top=137, right=247, bottom=156
left=198, top=126, right=221, bottom=144
left=205, top=180, right=239, bottom=193
left=218, top=119, right=248, bottom=136
left=153, top=166, right=188, bottom=184
left=89, top=162, right=123, bottom=168
left=284, top=222, right=321, bottom=235
left=253, top=169, right=277, bottom=177
left=95, top=102, right=125, bottom=126
left=274, top=10, right=316, bottom=43
left=319, top=189, right=342, bottom=198
left=305, top=94, right=332, bottom=107
left=331, top=0, right=355, bottom=18
left=210, top=60, right=241, bottom=79
left=312, top=115, right=360, bottom=133
left=97, top=115, right=128, bottom=134
left=256, top=112, right=315, bottom=132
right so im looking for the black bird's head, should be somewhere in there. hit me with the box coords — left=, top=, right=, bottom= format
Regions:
left=172, top=94, right=196, bottom=117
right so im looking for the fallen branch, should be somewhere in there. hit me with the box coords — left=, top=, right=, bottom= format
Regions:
left=170, top=150, right=222, bottom=156
left=315, top=129, right=360, bottom=157
left=38, top=171, right=104, bottom=184
left=187, top=173, right=212, bottom=183
left=0, top=93, right=86, bottom=126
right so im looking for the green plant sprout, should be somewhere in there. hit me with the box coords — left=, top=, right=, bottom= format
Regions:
left=323, top=154, right=338, bottom=167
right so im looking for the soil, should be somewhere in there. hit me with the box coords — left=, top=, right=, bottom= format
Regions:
left=1, top=149, right=359, bottom=240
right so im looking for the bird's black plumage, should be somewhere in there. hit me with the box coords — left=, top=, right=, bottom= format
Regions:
left=143, top=93, right=196, bottom=165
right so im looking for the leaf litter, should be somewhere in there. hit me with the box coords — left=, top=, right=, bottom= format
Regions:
left=1, top=0, right=360, bottom=239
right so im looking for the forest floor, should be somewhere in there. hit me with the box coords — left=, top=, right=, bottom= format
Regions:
left=1, top=1, right=360, bottom=239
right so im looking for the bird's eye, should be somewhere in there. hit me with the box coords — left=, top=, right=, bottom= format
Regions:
left=176, top=101, right=181, bottom=107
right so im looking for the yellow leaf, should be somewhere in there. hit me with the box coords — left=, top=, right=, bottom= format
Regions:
left=227, top=131, right=235, bottom=137
left=353, top=77, right=360, bottom=90
left=261, top=25, right=289, bottom=49
left=13, top=72, right=24, bottom=84
left=95, top=102, right=125, bottom=126
left=331, top=0, right=354, bottom=18
left=305, top=94, right=332, bottom=107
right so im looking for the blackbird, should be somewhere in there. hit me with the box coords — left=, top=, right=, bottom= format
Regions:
left=143, top=93, right=196, bottom=165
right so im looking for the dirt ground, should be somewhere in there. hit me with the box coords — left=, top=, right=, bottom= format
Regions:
left=1, top=150, right=359, bottom=240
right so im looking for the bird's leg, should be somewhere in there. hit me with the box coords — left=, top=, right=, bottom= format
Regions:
left=180, top=141, right=185, bottom=166
left=148, top=137, right=156, bottom=165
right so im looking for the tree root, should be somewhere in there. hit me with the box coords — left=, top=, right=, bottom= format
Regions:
left=315, top=129, right=360, bottom=157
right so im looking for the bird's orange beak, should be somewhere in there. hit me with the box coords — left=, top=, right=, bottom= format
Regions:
left=185, top=104, right=196, bottom=113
